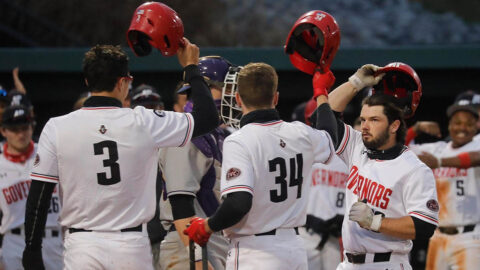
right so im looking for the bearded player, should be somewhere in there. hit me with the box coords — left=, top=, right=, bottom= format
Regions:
left=313, top=62, right=439, bottom=270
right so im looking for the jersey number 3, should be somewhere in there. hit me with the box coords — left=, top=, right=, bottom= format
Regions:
left=268, top=153, right=303, bottom=203
left=94, top=140, right=121, bottom=185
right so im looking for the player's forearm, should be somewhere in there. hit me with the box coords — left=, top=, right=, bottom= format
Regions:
left=24, top=180, right=55, bottom=250
left=327, top=82, right=358, bottom=112
left=207, top=191, right=252, bottom=232
left=314, top=103, right=340, bottom=147
left=441, top=151, right=480, bottom=168
left=184, top=65, right=219, bottom=138
left=378, top=216, right=415, bottom=240
left=173, top=217, right=195, bottom=247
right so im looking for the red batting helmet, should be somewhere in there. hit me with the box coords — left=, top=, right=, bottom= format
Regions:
left=372, top=62, right=422, bottom=119
left=127, top=2, right=184, bottom=57
left=285, top=10, right=341, bottom=75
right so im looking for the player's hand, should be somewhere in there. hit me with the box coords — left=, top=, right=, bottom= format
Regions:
left=349, top=199, right=382, bottom=231
left=184, top=217, right=212, bottom=246
left=22, top=248, right=45, bottom=270
left=348, top=64, right=384, bottom=91
left=413, top=121, right=442, bottom=138
left=312, top=70, right=335, bottom=99
left=417, top=151, right=440, bottom=169
left=177, top=37, right=199, bottom=67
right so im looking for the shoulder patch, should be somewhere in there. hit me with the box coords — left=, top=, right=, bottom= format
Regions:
left=226, top=168, right=241, bottom=181
left=33, top=154, right=40, bottom=167
left=154, top=110, right=166, bottom=117
left=426, top=199, right=439, bottom=212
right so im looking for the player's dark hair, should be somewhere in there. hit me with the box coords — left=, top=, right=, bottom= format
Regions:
left=237, top=63, right=278, bottom=108
left=362, top=95, right=406, bottom=144
left=83, top=45, right=129, bottom=93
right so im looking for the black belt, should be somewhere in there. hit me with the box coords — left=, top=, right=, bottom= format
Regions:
left=68, top=224, right=142, bottom=234
left=346, top=252, right=391, bottom=264
left=11, top=227, right=59, bottom=238
left=439, top=224, right=475, bottom=235
left=254, top=227, right=299, bottom=236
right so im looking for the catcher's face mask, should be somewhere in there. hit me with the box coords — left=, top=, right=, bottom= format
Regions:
left=220, top=66, right=243, bottom=129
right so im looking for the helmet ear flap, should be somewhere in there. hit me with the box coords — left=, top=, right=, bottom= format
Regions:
left=128, top=31, right=152, bottom=57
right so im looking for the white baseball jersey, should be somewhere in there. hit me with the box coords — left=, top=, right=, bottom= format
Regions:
left=337, top=124, right=439, bottom=254
left=307, top=155, right=348, bottom=220
left=410, top=139, right=480, bottom=226
left=220, top=120, right=334, bottom=237
left=0, top=145, right=60, bottom=234
left=31, top=104, right=193, bottom=231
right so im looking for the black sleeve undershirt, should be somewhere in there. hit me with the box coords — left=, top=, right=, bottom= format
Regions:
left=169, top=194, right=196, bottom=220
left=184, top=65, right=219, bottom=138
left=313, top=103, right=339, bottom=148
left=24, top=180, right=56, bottom=250
left=207, top=192, right=252, bottom=232
left=411, top=216, right=437, bottom=241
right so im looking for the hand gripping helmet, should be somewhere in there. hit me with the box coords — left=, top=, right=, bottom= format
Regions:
left=178, top=56, right=233, bottom=93
left=127, top=2, right=184, bottom=57
left=285, top=10, right=341, bottom=75
left=372, top=62, right=422, bottom=119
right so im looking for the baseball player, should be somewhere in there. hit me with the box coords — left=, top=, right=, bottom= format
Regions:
left=159, top=56, right=231, bottom=270
left=0, top=105, right=63, bottom=270
left=299, top=99, right=348, bottom=270
left=21, top=40, right=219, bottom=269
left=184, top=62, right=338, bottom=270
left=313, top=63, right=439, bottom=270
left=408, top=100, right=480, bottom=270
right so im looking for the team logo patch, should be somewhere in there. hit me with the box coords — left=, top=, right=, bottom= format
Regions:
left=33, top=154, right=40, bottom=167
left=426, top=199, right=439, bottom=212
left=280, top=139, right=286, bottom=148
left=99, top=125, right=107, bottom=134
left=226, top=168, right=241, bottom=181
left=154, top=110, right=166, bottom=117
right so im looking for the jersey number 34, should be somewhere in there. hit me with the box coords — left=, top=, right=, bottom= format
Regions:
left=268, top=153, right=303, bottom=203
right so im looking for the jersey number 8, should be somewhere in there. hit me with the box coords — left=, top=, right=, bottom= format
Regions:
left=268, top=153, right=303, bottom=203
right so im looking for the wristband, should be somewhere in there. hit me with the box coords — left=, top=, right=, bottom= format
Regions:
left=348, top=74, right=363, bottom=90
left=370, top=214, right=383, bottom=232
left=458, top=152, right=471, bottom=168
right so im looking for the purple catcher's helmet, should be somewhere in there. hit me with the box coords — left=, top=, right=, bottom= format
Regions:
left=178, top=55, right=232, bottom=94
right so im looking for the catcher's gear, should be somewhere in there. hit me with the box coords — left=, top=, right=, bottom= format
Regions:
left=372, top=62, right=422, bottom=119
left=22, top=248, right=45, bottom=270
left=220, top=66, right=243, bottom=129
left=178, top=56, right=233, bottom=93
left=312, top=70, right=335, bottom=99
left=285, top=10, right=340, bottom=75
left=127, top=2, right=184, bottom=57
left=349, top=199, right=383, bottom=231
left=184, top=217, right=212, bottom=246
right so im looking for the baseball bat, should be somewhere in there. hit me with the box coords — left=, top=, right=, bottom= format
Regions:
left=189, top=240, right=195, bottom=270
left=202, top=244, right=208, bottom=270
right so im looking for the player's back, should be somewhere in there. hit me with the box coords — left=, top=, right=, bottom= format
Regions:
left=33, top=102, right=193, bottom=231
left=221, top=120, right=333, bottom=237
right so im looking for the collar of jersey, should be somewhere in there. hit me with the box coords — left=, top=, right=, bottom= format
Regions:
left=364, top=143, right=407, bottom=160
left=240, top=109, right=281, bottom=128
left=82, top=96, right=122, bottom=108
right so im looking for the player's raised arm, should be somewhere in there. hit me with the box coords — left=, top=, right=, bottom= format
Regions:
left=176, top=38, right=219, bottom=138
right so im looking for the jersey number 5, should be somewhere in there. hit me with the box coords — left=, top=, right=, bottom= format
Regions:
left=268, top=153, right=303, bottom=203
left=94, top=140, right=121, bottom=185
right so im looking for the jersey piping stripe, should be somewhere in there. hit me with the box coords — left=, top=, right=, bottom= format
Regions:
left=234, top=241, right=239, bottom=270
left=249, top=120, right=283, bottom=126
left=30, top=173, right=59, bottom=181
left=336, top=123, right=350, bottom=155
left=81, top=107, right=120, bottom=110
left=409, top=211, right=438, bottom=224
left=179, top=114, right=193, bottom=147
left=221, top=185, right=253, bottom=194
